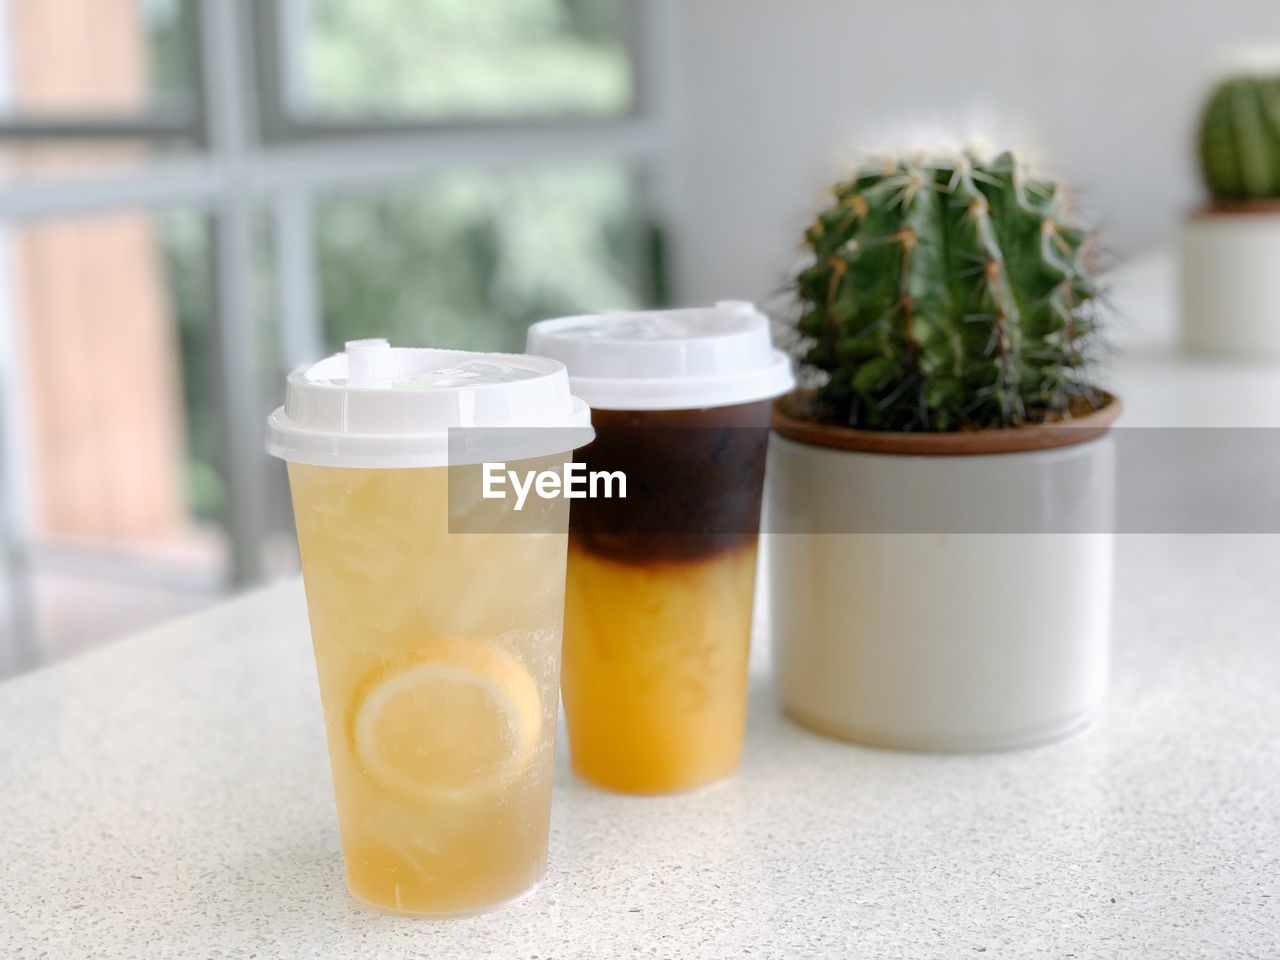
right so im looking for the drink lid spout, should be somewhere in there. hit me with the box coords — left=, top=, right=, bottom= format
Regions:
left=345, top=338, right=398, bottom=387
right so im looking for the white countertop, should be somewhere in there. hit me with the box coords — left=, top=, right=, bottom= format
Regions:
left=2, top=531, right=1279, bottom=959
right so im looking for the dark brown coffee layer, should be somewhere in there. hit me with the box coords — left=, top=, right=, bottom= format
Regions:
left=569, top=400, right=772, bottom=564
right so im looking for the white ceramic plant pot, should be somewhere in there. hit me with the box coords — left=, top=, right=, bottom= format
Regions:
left=767, top=399, right=1120, bottom=751
left=1181, top=208, right=1280, bottom=360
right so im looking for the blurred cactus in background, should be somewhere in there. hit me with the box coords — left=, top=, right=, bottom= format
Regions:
left=793, top=148, right=1103, bottom=432
left=1199, top=71, right=1280, bottom=203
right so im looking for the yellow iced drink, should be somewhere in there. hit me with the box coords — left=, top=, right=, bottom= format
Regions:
left=268, top=340, right=590, bottom=916
left=289, top=462, right=568, bottom=915
left=561, top=541, right=759, bottom=793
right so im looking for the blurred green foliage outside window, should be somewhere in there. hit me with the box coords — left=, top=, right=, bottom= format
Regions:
left=297, top=0, right=633, bottom=119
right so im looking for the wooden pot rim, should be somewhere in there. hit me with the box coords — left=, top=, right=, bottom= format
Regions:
left=772, top=390, right=1123, bottom=457
left=1190, top=201, right=1280, bottom=218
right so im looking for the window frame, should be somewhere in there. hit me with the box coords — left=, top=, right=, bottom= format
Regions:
left=0, top=0, right=674, bottom=646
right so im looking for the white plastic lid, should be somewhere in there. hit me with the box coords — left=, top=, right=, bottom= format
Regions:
left=266, top=339, right=592, bottom=468
left=525, top=301, right=795, bottom=410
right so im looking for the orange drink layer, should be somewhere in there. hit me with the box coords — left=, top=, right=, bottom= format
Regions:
left=289, top=462, right=569, bottom=916
left=560, top=402, right=772, bottom=794
left=562, top=541, right=758, bottom=792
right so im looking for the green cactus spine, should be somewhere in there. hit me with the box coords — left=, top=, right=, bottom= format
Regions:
left=794, top=149, right=1101, bottom=432
left=1198, top=74, right=1280, bottom=203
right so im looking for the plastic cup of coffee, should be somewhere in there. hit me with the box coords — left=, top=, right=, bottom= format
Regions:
left=527, top=302, right=794, bottom=793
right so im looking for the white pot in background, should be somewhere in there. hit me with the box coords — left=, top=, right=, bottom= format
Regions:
left=767, top=401, right=1120, bottom=751
left=1181, top=208, right=1280, bottom=360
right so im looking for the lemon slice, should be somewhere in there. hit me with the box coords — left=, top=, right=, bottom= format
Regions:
left=348, top=638, right=543, bottom=803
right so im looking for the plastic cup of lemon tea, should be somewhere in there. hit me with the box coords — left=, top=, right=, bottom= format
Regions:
left=527, top=303, right=795, bottom=794
left=267, top=339, right=591, bottom=917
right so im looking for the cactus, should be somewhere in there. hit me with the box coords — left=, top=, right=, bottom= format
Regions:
left=794, top=148, right=1102, bottom=432
left=1198, top=73, right=1280, bottom=203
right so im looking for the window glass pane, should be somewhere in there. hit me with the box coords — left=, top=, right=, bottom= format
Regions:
left=0, top=0, right=199, bottom=182
left=316, top=164, right=646, bottom=352
left=0, top=0, right=199, bottom=120
left=291, top=0, right=633, bottom=121
left=0, top=208, right=228, bottom=666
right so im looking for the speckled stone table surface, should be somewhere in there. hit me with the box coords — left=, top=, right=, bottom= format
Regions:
left=2, top=534, right=1278, bottom=959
